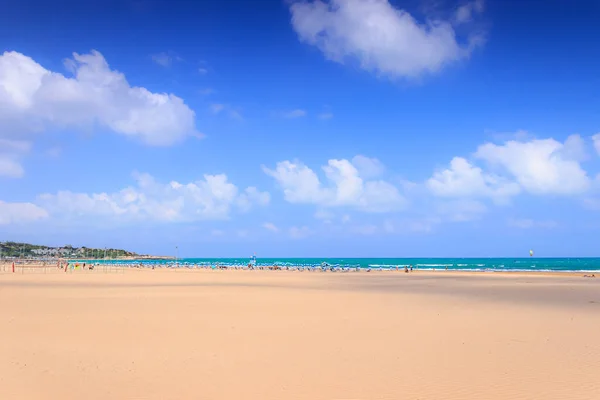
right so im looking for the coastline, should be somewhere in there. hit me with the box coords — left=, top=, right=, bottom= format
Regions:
left=1, top=260, right=597, bottom=278
left=4, top=255, right=600, bottom=274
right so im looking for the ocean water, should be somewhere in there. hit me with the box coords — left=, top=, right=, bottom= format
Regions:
left=96, top=258, right=600, bottom=272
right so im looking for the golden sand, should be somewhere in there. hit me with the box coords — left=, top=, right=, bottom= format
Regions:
left=1, top=268, right=599, bottom=399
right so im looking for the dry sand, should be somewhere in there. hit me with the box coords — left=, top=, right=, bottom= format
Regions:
left=1, top=268, right=599, bottom=400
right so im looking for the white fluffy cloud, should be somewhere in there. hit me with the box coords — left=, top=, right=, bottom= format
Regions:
left=0, top=50, right=197, bottom=147
left=289, top=0, right=485, bottom=79
left=475, top=136, right=590, bottom=195
left=0, top=201, right=48, bottom=225
left=424, top=134, right=596, bottom=227
left=428, top=135, right=591, bottom=202
left=427, top=157, right=520, bottom=203
left=263, top=156, right=406, bottom=212
left=37, top=172, right=269, bottom=223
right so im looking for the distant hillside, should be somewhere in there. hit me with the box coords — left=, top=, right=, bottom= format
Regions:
left=0, top=241, right=138, bottom=259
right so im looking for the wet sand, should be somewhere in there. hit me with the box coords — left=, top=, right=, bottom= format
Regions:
left=1, top=269, right=599, bottom=399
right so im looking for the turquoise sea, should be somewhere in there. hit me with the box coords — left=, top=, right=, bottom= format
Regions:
left=96, top=258, right=600, bottom=272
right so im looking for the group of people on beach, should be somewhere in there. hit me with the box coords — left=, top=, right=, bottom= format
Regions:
left=62, top=262, right=94, bottom=271
left=54, top=260, right=426, bottom=273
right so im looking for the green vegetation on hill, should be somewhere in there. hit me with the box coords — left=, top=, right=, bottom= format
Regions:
left=0, top=241, right=138, bottom=259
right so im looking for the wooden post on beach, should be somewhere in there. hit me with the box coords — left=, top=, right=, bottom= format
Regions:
left=12, top=262, right=15, bottom=273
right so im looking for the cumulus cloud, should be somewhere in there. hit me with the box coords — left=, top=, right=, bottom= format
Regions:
left=423, top=134, right=596, bottom=229
left=427, top=157, right=520, bottom=203
left=37, top=172, right=269, bottom=223
left=475, top=136, right=590, bottom=195
left=428, top=135, right=592, bottom=204
left=0, top=201, right=48, bottom=225
left=263, top=157, right=406, bottom=212
left=289, top=0, right=485, bottom=79
left=0, top=50, right=197, bottom=147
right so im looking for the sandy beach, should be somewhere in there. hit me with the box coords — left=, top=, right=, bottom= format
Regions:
left=1, top=268, right=599, bottom=400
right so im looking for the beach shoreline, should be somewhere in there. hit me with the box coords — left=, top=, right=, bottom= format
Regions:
left=1, top=260, right=597, bottom=278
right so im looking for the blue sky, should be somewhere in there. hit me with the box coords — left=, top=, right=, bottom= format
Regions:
left=1, top=0, right=600, bottom=258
